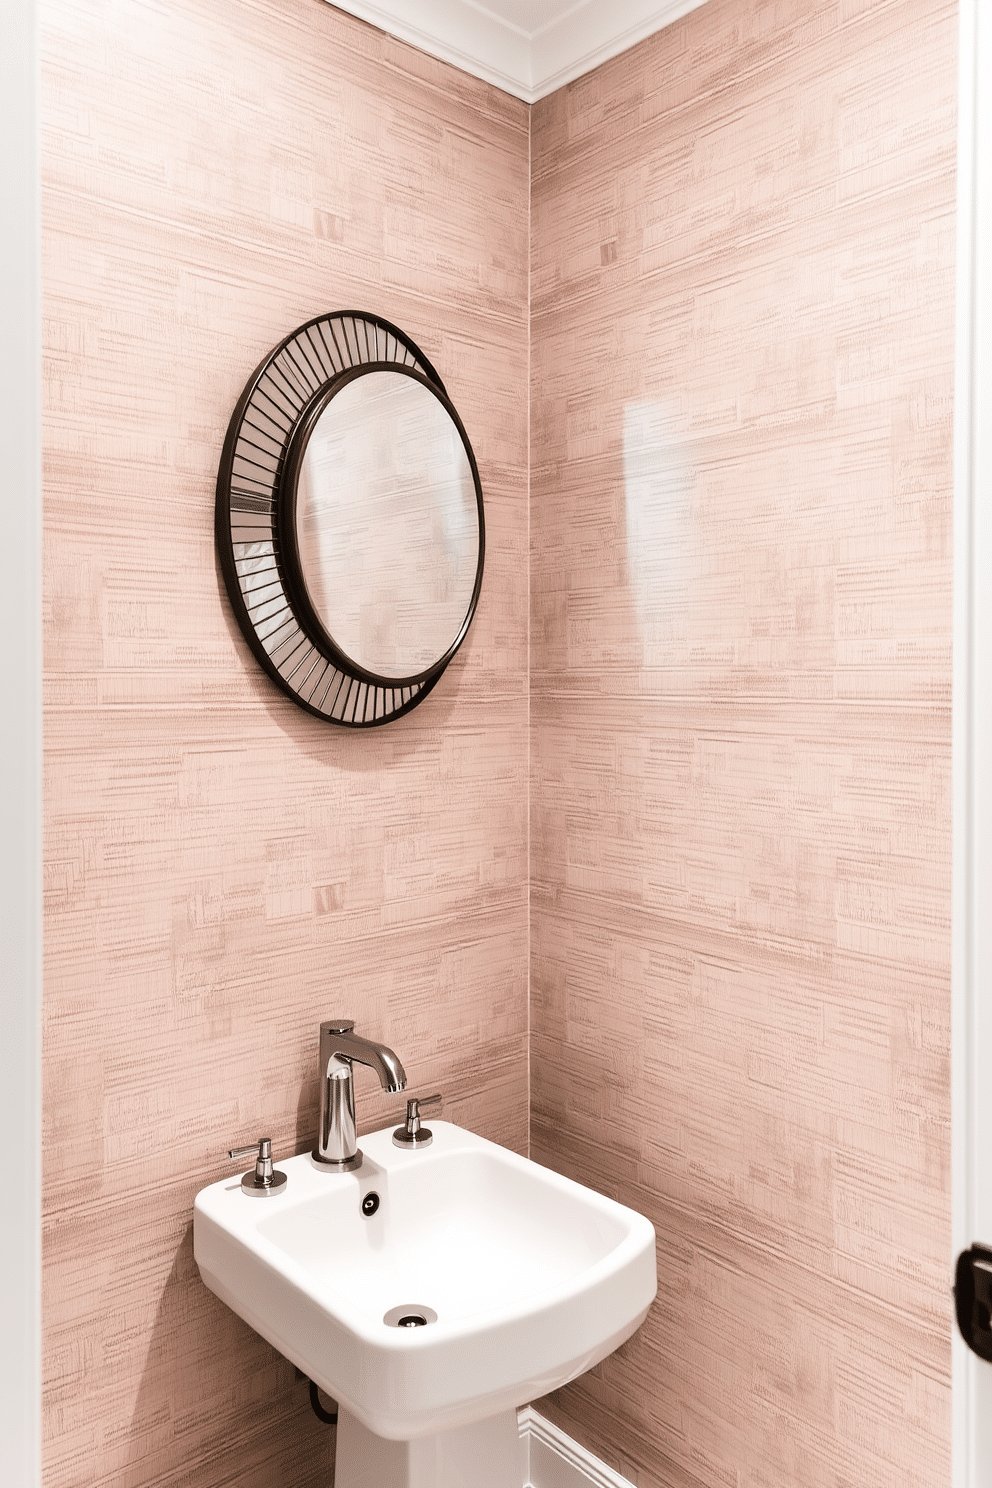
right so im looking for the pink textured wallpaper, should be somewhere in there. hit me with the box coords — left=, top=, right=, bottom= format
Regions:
left=43, top=0, right=959, bottom=1482
left=530, top=1, right=956, bottom=1485
left=41, top=0, right=529, bottom=1484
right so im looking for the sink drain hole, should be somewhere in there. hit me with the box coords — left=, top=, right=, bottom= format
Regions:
left=383, top=1302, right=438, bottom=1328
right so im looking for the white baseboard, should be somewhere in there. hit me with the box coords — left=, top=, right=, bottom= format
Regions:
left=518, top=1407, right=636, bottom=1488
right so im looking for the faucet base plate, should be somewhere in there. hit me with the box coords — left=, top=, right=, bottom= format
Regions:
left=392, top=1127, right=433, bottom=1148
left=311, top=1148, right=363, bottom=1173
left=240, top=1169, right=288, bottom=1197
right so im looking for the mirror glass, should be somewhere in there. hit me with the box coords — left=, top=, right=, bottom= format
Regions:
left=295, top=370, right=481, bottom=680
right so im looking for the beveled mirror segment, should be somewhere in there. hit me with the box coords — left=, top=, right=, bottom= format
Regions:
left=215, top=313, right=485, bottom=725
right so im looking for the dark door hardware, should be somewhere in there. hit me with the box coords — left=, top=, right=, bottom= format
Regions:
left=955, top=1243, right=992, bottom=1362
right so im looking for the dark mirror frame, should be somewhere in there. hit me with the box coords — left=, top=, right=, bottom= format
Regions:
left=216, top=312, right=485, bottom=727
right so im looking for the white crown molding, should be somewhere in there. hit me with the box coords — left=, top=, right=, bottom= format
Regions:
left=325, top=0, right=532, bottom=98
left=529, top=0, right=706, bottom=99
left=518, top=1407, right=636, bottom=1488
left=323, top=0, right=709, bottom=102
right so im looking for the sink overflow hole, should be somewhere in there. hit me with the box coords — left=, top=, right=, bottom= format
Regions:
left=383, top=1302, right=438, bottom=1328
left=361, top=1192, right=380, bottom=1217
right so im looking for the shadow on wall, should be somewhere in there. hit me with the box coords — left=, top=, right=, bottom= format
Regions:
left=212, top=542, right=470, bottom=776
left=126, top=1216, right=335, bottom=1488
left=122, top=1072, right=407, bottom=1488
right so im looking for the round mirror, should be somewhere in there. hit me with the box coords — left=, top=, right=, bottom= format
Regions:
left=216, top=311, right=485, bottom=726
left=286, top=367, right=482, bottom=682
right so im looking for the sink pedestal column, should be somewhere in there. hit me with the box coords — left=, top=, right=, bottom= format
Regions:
left=335, top=1406, right=523, bottom=1488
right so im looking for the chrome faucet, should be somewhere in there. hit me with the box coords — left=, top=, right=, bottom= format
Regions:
left=311, top=1019, right=407, bottom=1172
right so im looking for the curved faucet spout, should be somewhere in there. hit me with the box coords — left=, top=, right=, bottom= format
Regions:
left=321, top=1021, right=407, bottom=1093
left=313, top=1020, right=407, bottom=1172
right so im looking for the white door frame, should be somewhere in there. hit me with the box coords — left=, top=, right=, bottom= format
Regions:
left=0, top=1, right=42, bottom=1484
left=954, top=1, right=992, bottom=1483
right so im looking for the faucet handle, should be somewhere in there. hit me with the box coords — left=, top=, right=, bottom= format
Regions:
left=228, top=1139, right=268, bottom=1162
left=227, top=1136, right=288, bottom=1197
left=392, top=1093, right=441, bottom=1150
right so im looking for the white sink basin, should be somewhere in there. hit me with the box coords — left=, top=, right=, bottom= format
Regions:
left=193, top=1120, right=656, bottom=1445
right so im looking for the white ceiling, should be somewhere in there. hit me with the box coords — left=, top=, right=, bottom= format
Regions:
left=324, top=0, right=708, bottom=103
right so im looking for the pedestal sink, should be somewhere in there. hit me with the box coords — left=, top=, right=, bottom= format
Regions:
left=193, top=1120, right=656, bottom=1488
